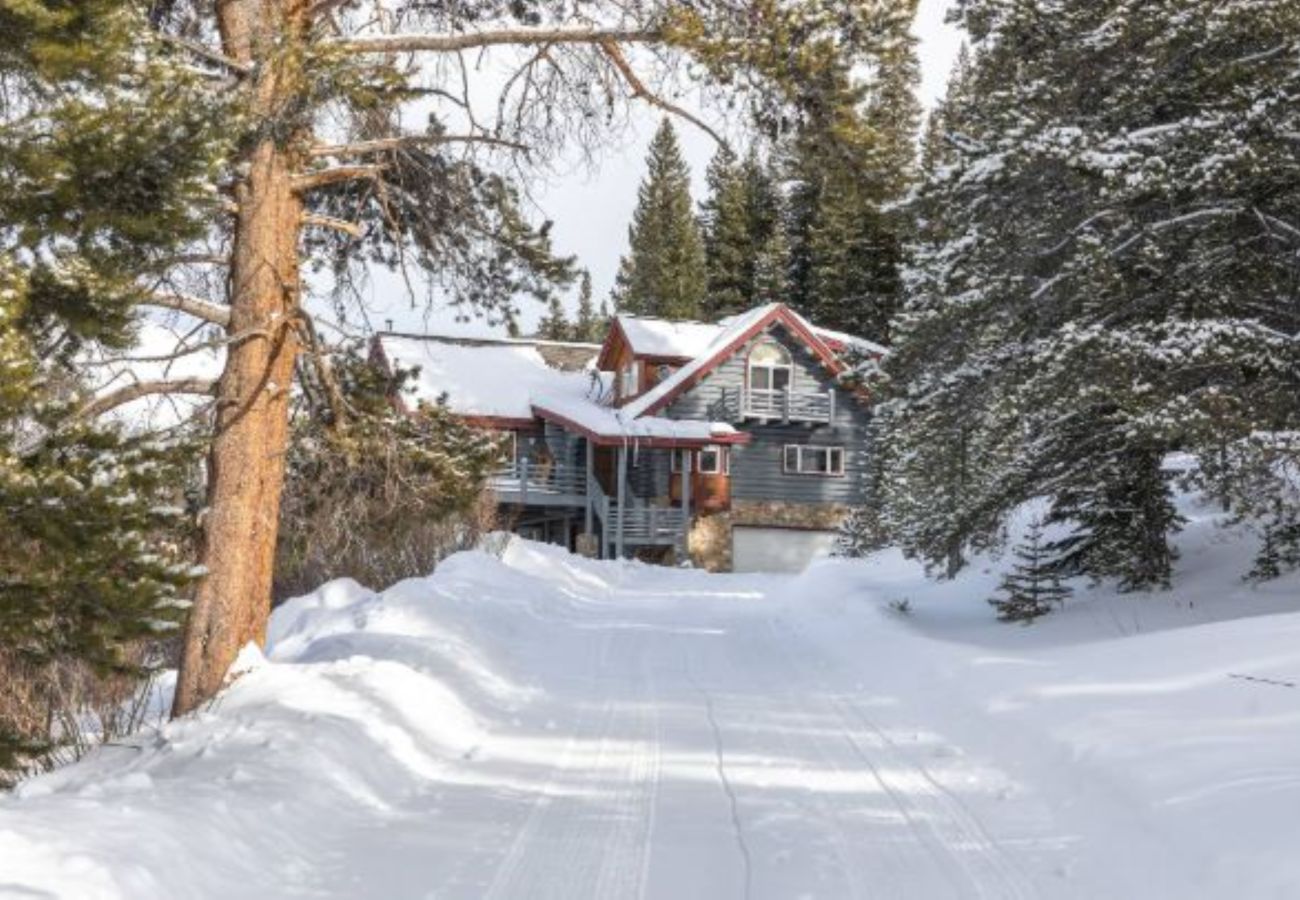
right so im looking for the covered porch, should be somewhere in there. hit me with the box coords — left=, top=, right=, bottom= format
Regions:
left=530, top=398, right=749, bottom=561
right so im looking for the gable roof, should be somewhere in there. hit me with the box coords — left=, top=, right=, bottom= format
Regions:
left=374, top=333, right=601, bottom=423
left=622, top=304, right=847, bottom=419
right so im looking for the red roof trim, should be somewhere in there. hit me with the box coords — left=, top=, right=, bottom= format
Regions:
left=461, top=415, right=540, bottom=431
left=595, top=317, right=631, bottom=371
left=634, top=305, right=849, bottom=418
left=531, top=405, right=751, bottom=449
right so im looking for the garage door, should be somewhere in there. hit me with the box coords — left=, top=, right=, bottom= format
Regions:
left=732, top=526, right=838, bottom=574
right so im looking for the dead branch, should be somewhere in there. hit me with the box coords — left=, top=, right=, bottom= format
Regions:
left=332, top=27, right=658, bottom=55
left=301, top=213, right=363, bottom=237
left=156, top=33, right=252, bottom=75
left=79, top=378, right=218, bottom=420
left=83, top=327, right=272, bottom=368
left=599, top=40, right=727, bottom=149
left=142, top=293, right=233, bottom=328
left=291, top=164, right=387, bottom=192
left=307, top=134, right=529, bottom=158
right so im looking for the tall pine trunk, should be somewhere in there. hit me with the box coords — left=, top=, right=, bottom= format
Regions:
left=172, top=0, right=306, bottom=717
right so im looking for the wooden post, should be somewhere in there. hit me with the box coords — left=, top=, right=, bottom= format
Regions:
left=584, top=438, right=594, bottom=535
left=828, top=386, right=836, bottom=424
left=680, top=448, right=692, bottom=558
left=520, top=456, right=529, bottom=506
left=616, top=445, right=627, bottom=559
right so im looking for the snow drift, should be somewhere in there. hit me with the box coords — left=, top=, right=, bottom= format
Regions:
left=1, top=524, right=1299, bottom=898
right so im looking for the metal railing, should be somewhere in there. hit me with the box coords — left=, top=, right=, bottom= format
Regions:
left=721, top=386, right=835, bottom=424
left=589, top=475, right=686, bottom=548
left=490, top=459, right=586, bottom=504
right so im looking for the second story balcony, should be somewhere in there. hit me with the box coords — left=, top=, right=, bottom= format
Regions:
left=719, top=386, right=835, bottom=425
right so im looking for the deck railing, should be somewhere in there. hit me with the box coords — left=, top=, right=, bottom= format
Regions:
left=490, top=459, right=586, bottom=504
left=721, top=386, right=835, bottom=424
left=589, top=475, right=686, bottom=548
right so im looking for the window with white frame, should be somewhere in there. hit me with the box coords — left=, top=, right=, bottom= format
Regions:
left=748, top=340, right=793, bottom=392
left=783, top=444, right=845, bottom=476
left=698, top=445, right=729, bottom=475
left=671, top=446, right=729, bottom=474
left=620, top=362, right=639, bottom=397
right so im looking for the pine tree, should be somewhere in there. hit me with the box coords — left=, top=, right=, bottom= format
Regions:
left=880, top=0, right=1300, bottom=589
left=781, top=0, right=921, bottom=343
left=701, top=149, right=784, bottom=319
left=276, top=344, right=500, bottom=598
left=536, top=294, right=571, bottom=341
left=989, top=520, right=1073, bottom=623
left=0, top=1, right=220, bottom=776
left=611, top=120, right=708, bottom=319
left=572, top=272, right=603, bottom=343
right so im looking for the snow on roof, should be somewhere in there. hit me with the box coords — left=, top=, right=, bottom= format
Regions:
left=812, top=325, right=889, bottom=357
left=531, top=392, right=738, bottom=443
left=617, top=316, right=726, bottom=359
left=378, top=335, right=599, bottom=420
left=621, top=304, right=780, bottom=419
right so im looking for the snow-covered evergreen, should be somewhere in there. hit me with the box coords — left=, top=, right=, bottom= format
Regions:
left=873, top=0, right=1300, bottom=587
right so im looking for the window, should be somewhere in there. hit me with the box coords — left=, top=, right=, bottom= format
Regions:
left=698, top=445, right=729, bottom=475
left=783, top=444, right=845, bottom=476
left=671, top=446, right=729, bottom=474
left=620, top=362, right=639, bottom=397
left=748, top=340, right=793, bottom=392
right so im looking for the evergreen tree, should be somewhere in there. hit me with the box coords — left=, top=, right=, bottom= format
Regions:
left=0, top=1, right=221, bottom=774
left=611, top=120, right=708, bottom=319
left=880, top=0, right=1300, bottom=588
left=572, top=272, right=603, bottom=343
left=781, top=0, right=921, bottom=343
left=700, top=149, right=783, bottom=319
left=536, top=294, right=571, bottom=341
left=989, top=520, right=1073, bottom=622
left=276, top=344, right=500, bottom=598
left=752, top=225, right=792, bottom=306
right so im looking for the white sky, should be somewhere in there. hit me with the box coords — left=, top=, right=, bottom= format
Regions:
left=358, top=1, right=962, bottom=338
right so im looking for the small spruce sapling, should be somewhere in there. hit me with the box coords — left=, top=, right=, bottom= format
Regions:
left=990, top=520, right=1073, bottom=623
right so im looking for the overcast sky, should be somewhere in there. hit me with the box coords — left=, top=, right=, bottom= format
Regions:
left=360, top=0, right=962, bottom=339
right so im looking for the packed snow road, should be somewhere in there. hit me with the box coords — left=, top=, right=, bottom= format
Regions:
left=4, top=537, right=1300, bottom=899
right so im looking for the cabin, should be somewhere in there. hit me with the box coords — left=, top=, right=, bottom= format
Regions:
left=372, top=304, right=883, bottom=573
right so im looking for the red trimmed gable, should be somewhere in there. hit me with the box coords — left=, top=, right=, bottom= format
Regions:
left=631, top=304, right=849, bottom=419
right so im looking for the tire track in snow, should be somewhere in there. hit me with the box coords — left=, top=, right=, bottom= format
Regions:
left=484, top=626, right=661, bottom=900
left=686, top=658, right=755, bottom=900
left=767, top=616, right=1040, bottom=900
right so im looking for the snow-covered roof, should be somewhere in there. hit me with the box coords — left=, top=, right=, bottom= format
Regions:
left=622, top=305, right=781, bottom=419
left=531, top=392, right=740, bottom=444
left=616, top=316, right=726, bottom=359
left=812, top=325, right=889, bottom=358
left=378, top=335, right=600, bottom=420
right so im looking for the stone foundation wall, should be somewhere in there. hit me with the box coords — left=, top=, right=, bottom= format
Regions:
left=687, top=500, right=850, bottom=572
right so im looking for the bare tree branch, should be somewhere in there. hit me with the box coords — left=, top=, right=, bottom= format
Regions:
left=307, top=134, right=530, bottom=158
left=332, top=27, right=659, bottom=55
left=156, top=33, right=252, bottom=75
left=79, top=379, right=218, bottom=420
left=142, top=293, right=233, bottom=328
left=291, top=164, right=387, bottom=192
left=599, top=41, right=727, bottom=149
left=302, top=213, right=363, bottom=237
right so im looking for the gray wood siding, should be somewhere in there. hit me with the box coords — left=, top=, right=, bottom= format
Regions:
left=664, top=324, right=872, bottom=505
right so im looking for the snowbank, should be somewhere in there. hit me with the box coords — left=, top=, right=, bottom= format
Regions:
left=1, top=528, right=1298, bottom=898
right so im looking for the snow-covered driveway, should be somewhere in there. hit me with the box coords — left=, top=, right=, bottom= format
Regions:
left=4, top=538, right=1300, bottom=899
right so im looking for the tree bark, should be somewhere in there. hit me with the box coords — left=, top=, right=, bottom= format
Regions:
left=172, top=0, right=307, bottom=717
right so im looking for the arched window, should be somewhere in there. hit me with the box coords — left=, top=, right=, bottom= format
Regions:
left=748, top=340, right=793, bottom=393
